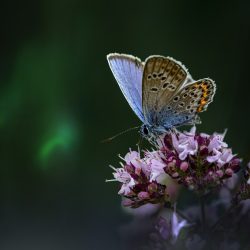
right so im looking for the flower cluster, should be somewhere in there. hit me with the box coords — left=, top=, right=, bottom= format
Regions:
left=233, top=162, right=250, bottom=204
left=109, top=126, right=241, bottom=207
left=245, top=162, right=250, bottom=185
left=110, top=151, right=169, bottom=208
left=155, top=212, right=188, bottom=242
left=160, top=126, right=241, bottom=191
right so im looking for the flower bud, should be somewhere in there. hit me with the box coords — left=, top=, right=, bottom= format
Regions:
left=138, top=191, right=150, bottom=200
left=216, top=170, right=224, bottom=178
left=225, top=168, right=233, bottom=176
left=148, top=182, right=158, bottom=193
left=180, top=162, right=189, bottom=172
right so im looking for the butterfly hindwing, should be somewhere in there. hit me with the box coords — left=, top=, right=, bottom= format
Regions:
left=157, top=78, right=216, bottom=129
left=107, top=53, right=144, bottom=122
left=174, top=78, right=216, bottom=113
left=142, top=56, right=193, bottom=125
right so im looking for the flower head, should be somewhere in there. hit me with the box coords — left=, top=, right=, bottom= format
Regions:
left=161, top=126, right=241, bottom=192
left=108, top=126, right=241, bottom=206
left=109, top=150, right=169, bottom=208
left=233, top=162, right=250, bottom=205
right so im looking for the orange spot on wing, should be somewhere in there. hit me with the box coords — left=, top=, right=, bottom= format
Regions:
left=197, top=82, right=210, bottom=112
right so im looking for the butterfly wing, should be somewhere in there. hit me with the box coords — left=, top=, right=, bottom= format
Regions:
left=142, top=56, right=192, bottom=126
left=107, top=53, right=144, bottom=122
left=157, top=78, right=216, bottom=129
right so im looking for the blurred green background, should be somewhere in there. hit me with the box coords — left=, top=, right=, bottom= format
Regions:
left=0, top=0, right=250, bottom=249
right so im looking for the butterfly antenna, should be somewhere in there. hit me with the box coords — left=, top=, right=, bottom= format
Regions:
left=101, top=126, right=140, bottom=143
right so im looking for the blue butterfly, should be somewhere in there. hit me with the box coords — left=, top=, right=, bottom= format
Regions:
left=107, top=53, right=216, bottom=138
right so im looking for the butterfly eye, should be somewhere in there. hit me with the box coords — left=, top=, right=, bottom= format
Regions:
left=152, top=73, right=157, bottom=78
left=183, top=93, right=188, bottom=98
left=179, top=102, right=185, bottom=107
left=147, top=75, right=152, bottom=80
left=186, top=105, right=191, bottom=110
left=143, top=126, right=149, bottom=135
left=158, top=73, right=163, bottom=77
left=167, top=106, right=172, bottom=110
left=161, top=76, right=167, bottom=81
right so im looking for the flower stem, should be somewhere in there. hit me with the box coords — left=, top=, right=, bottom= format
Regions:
left=211, top=204, right=236, bottom=231
left=200, top=195, right=206, bottom=232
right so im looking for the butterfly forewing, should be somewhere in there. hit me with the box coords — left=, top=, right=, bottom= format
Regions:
left=107, top=53, right=144, bottom=122
left=142, top=56, right=192, bottom=125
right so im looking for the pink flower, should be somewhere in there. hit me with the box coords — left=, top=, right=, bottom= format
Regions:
left=155, top=216, right=171, bottom=240
left=112, top=168, right=135, bottom=195
left=207, top=132, right=228, bottom=152
left=208, top=148, right=235, bottom=167
left=207, top=149, right=235, bottom=168
left=217, top=149, right=235, bottom=167
left=145, top=151, right=167, bottom=184
left=155, top=209, right=188, bottom=242
left=171, top=211, right=188, bottom=241
left=207, top=148, right=221, bottom=163
left=124, top=150, right=140, bottom=164
left=124, top=150, right=151, bottom=178
left=171, top=128, right=198, bottom=160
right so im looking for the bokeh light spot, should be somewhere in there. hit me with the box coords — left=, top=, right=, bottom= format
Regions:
left=39, top=121, right=77, bottom=164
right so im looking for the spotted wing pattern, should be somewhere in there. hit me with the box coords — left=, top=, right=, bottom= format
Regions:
left=157, top=78, right=216, bottom=129
left=142, top=56, right=192, bottom=125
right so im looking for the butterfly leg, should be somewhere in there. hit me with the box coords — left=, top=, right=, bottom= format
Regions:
left=187, top=115, right=201, bottom=125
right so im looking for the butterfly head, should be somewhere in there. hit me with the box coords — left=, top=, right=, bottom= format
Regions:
left=140, top=124, right=152, bottom=139
left=140, top=124, right=163, bottom=141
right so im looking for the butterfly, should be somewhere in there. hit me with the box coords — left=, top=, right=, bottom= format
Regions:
left=107, top=53, right=216, bottom=139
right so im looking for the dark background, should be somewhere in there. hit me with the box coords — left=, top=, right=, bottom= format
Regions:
left=0, top=0, right=249, bottom=249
